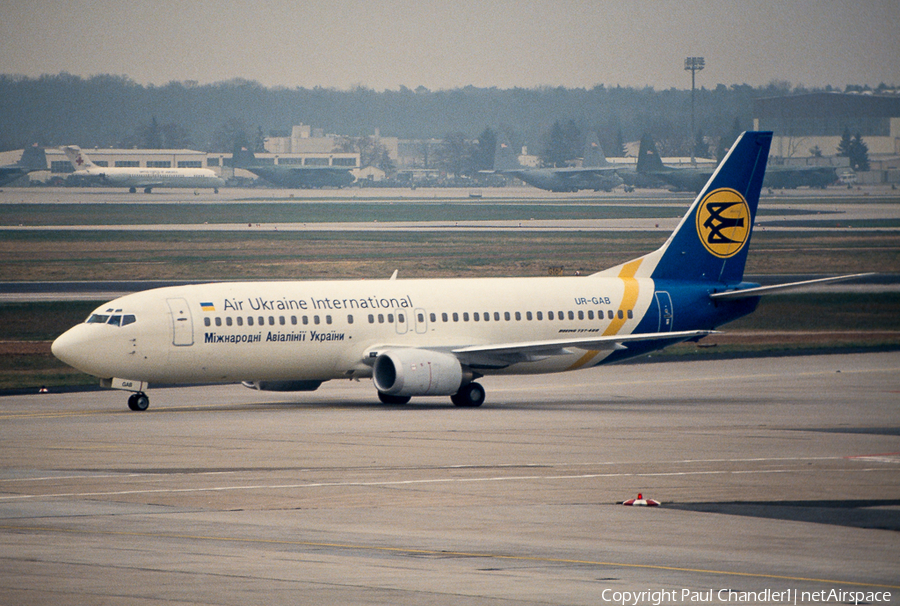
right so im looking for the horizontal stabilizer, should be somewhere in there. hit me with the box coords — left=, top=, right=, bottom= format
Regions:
left=709, top=273, right=875, bottom=300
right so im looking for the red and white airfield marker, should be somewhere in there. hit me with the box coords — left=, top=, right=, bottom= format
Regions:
left=622, top=493, right=661, bottom=506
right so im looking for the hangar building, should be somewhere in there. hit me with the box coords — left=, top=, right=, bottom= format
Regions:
left=753, top=92, right=900, bottom=158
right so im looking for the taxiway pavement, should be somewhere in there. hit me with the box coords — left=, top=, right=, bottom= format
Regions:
left=0, top=352, right=898, bottom=604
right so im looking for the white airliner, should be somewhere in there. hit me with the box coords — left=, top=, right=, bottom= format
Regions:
left=52, top=132, right=863, bottom=411
left=63, top=146, right=226, bottom=193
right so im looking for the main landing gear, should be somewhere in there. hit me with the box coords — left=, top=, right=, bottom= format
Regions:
left=451, top=382, right=485, bottom=407
left=377, top=392, right=411, bottom=405
left=127, top=392, right=149, bottom=411
left=375, top=381, right=486, bottom=407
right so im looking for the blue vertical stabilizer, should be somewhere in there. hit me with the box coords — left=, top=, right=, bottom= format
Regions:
left=650, top=131, right=772, bottom=284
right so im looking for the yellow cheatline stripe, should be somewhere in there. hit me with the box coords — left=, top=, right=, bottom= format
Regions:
left=605, top=258, right=643, bottom=336
left=568, top=258, right=643, bottom=371
left=1, top=523, right=897, bottom=590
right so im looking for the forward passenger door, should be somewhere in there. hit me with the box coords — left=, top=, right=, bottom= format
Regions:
left=166, top=298, right=194, bottom=346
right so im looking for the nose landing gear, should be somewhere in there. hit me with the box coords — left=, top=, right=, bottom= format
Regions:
left=127, top=392, right=150, bottom=411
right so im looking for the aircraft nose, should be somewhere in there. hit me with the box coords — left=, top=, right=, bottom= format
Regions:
left=52, top=325, right=98, bottom=375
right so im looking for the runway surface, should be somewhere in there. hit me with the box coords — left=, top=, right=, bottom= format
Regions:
left=0, top=352, right=897, bottom=604
left=2, top=186, right=899, bottom=235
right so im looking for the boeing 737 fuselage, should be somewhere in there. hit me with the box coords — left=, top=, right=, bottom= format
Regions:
left=52, top=132, right=858, bottom=410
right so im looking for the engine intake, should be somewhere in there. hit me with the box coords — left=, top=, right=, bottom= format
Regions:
left=373, top=349, right=463, bottom=397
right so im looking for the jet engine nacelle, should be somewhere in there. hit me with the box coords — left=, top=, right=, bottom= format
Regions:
left=242, top=380, right=323, bottom=392
left=373, top=349, right=463, bottom=397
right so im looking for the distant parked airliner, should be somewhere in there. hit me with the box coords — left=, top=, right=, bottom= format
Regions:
left=63, top=146, right=225, bottom=193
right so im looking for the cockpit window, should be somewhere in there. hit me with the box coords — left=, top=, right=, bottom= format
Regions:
left=86, top=313, right=137, bottom=326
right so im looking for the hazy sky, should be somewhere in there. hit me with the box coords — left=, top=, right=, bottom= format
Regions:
left=3, top=0, right=898, bottom=91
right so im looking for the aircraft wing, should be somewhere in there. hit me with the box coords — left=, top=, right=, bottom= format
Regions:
left=247, top=166, right=352, bottom=175
left=0, top=166, right=28, bottom=187
left=499, top=167, right=619, bottom=178
left=449, top=330, right=712, bottom=368
left=244, top=166, right=354, bottom=188
left=709, top=273, right=875, bottom=300
left=550, top=167, right=620, bottom=175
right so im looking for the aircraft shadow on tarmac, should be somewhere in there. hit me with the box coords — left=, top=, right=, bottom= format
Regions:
left=149, top=399, right=466, bottom=413
left=126, top=390, right=786, bottom=415
left=667, top=500, right=900, bottom=531
left=221, top=397, right=756, bottom=413
left=793, top=426, right=900, bottom=436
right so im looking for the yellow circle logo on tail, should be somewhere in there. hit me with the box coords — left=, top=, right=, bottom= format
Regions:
left=695, top=188, right=751, bottom=258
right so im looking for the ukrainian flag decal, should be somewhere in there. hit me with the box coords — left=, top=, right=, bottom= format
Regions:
left=200, top=302, right=215, bottom=312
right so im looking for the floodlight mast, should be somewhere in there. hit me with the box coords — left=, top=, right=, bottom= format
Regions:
left=684, top=56, right=705, bottom=164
